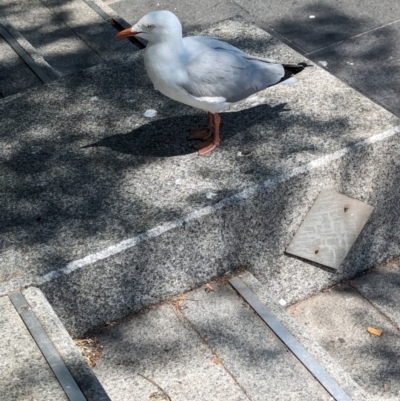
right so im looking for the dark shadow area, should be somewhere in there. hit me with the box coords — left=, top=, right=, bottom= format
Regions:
left=308, top=23, right=400, bottom=117
left=85, top=103, right=289, bottom=157
left=0, top=34, right=42, bottom=97
left=0, top=0, right=138, bottom=96
left=232, top=0, right=400, bottom=54
left=284, top=253, right=338, bottom=275
left=256, top=1, right=400, bottom=117
left=265, top=3, right=371, bottom=52
left=336, top=129, right=400, bottom=279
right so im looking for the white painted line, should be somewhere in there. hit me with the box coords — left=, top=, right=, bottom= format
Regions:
left=36, top=126, right=400, bottom=286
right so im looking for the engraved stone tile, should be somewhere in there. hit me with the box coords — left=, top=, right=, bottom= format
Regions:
left=286, top=189, right=374, bottom=269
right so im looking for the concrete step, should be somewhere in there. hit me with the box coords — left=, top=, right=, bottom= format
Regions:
left=1, top=17, right=400, bottom=339
left=0, top=0, right=138, bottom=97
left=288, top=259, right=400, bottom=400
left=0, top=288, right=110, bottom=401
left=91, top=271, right=369, bottom=401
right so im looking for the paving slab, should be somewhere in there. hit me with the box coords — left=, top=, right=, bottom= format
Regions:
left=0, top=0, right=103, bottom=75
left=0, top=16, right=61, bottom=82
left=288, top=282, right=400, bottom=400
left=93, top=302, right=250, bottom=401
left=107, top=0, right=250, bottom=33
left=309, top=21, right=400, bottom=118
left=0, top=34, right=41, bottom=96
left=240, top=272, right=370, bottom=401
left=351, top=259, right=400, bottom=329
left=22, top=286, right=111, bottom=401
left=1, top=18, right=400, bottom=336
left=233, top=0, right=400, bottom=53
left=182, top=281, right=333, bottom=400
left=93, top=278, right=333, bottom=401
left=0, top=295, right=68, bottom=401
left=39, top=0, right=140, bottom=60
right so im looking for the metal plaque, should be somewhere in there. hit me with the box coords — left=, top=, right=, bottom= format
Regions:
left=286, top=189, right=374, bottom=269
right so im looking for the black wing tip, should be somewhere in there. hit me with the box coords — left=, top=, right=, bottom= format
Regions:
left=282, top=62, right=313, bottom=77
left=298, top=62, right=313, bottom=68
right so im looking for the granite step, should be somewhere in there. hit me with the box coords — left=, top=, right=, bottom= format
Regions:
left=1, top=18, right=400, bottom=339
left=0, top=0, right=138, bottom=97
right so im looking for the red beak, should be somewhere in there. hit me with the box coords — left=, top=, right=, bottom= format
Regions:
left=115, top=28, right=141, bottom=39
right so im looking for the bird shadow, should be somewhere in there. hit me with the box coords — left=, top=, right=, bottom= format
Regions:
left=84, top=103, right=290, bottom=158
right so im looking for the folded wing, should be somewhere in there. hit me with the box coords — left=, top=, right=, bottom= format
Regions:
left=179, top=36, right=285, bottom=103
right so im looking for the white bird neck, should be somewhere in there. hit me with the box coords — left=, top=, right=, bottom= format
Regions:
left=144, top=33, right=185, bottom=67
left=146, top=32, right=183, bottom=47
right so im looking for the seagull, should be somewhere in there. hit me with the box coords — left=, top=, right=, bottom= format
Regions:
left=116, top=10, right=311, bottom=155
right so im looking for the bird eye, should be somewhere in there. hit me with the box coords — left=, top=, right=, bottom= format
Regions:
left=147, top=24, right=155, bottom=30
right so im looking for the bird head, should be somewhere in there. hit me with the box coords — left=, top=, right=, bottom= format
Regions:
left=115, top=10, right=182, bottom=45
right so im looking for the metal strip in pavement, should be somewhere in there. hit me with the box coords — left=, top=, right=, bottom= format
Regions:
left=0, top=24, right=51, bottom=83
left=9, top=292, right=87, bottom=401
left=81, top=0, right=145, bottom=49
left=229, top=277, right=353, bottom=401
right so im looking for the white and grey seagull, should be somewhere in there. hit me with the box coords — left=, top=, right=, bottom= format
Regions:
left=116, top=10, right=311, bottom=155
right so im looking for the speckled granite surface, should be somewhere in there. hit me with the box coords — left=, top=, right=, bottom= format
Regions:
left=1, top=18, right=400, bottom=336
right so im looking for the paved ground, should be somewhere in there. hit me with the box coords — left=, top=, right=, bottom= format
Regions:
left=91, top=266, right=400, bottom=401
left=93, top=275, right=334, bottom=401
left=0, top=295, right=69, bottom=401
left=4, top=267, right=398, bottom=401
left=0, top=0, right=136, bottom=96
left=1, top=287, right=110, bottom=401
left=288, top=258, right=400, bottom=400
left=108, top=0, right=400, bottom=117
left=2, top=17, right=400, bottom=337
left=1, top=2, right=400, bottom=400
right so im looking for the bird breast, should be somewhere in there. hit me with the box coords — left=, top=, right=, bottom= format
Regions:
left=144, top=44, right=187, bottom=96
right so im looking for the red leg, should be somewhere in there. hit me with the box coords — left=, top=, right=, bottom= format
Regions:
left=188, top=112, right=213, bottom=140
left=195, top=113, right=221, bottom=155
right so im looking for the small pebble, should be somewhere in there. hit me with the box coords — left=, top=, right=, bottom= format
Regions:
left=90, top=96, right=99, bottom=102
left=175, top=178, right=183, bottom=185
left=206, top=192, right=217, bottom=199
left=318, top=61, right=328, bottom=67
left=144, top=109, right=157, bottom=118
left=309, top=15, right=316, bottom=19
left=279, top=299, right=287, bottom=306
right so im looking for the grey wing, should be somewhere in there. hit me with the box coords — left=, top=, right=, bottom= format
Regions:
left=179, top=37, right=285, bottom=103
